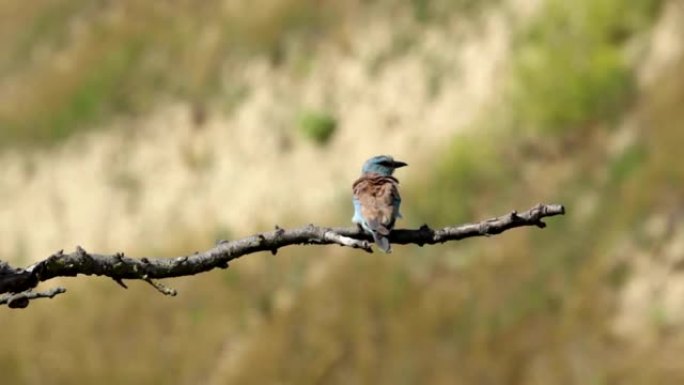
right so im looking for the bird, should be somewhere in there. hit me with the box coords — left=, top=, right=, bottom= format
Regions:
left=352, top=155, right=407, bottom=253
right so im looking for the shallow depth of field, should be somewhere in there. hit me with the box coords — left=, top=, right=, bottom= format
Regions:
left=1, top=0, right=683, bottom=384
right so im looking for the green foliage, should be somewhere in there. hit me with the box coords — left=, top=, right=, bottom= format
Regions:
left=511, top=0, right=662, bottom=135
left=0, top=0, right=346, bottom=150
left=1, top=39, right=145, bottom=146
left=409, top=0, right=500, bottom=23
left=55, top=42, right=143, bottom=140
left=297, top=110, right=337, bottom=145
left=608, top=142, right=647, bottom=186
left=407, top=133, right=515, bottom=225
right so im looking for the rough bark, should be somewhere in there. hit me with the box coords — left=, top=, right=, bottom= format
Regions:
left=0, top=203, right=564, bottom=308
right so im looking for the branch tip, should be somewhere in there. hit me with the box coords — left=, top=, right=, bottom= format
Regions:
left=112, top=278, right=128, bottom=289
left=1, top=287, right=67, bottom=309
left=75, top=245, right=88, bottom=257
left=144, top=278, right=177, bottom=296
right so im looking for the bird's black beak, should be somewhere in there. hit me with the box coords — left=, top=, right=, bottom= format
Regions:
left=391, top=160, right=408, bottom=168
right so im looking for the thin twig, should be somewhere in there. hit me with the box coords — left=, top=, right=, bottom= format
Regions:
left=143, top=277, right=178, bottom=296
left=0, top=287, right=67, bottom=309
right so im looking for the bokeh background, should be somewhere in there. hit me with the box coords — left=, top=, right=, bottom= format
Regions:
left=1, top=0, right=683, bottom=383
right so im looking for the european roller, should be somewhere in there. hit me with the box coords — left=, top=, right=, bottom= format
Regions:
left=352, top=155, right=407, bottom=253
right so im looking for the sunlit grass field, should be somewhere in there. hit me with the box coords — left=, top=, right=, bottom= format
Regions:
left=2, top=0, right=682, bottom=384
left=0, top=0, right=498, bottom=149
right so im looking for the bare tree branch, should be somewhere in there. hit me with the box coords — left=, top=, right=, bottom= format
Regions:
left=0, top=203, right=564, bottom=308
left=0, top=287, right=67, bottom=309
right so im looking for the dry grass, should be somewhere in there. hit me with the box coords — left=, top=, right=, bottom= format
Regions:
left=0, top=0, right=499, bottom=149
left=2, top=0, right=683, bottom=384
left=218, top=58, right=684, bottom=381
left=0, top=0, right=351, bottom=147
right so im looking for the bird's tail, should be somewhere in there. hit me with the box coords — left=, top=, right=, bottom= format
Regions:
left=366, top=219, right=392, bottom=253
left=371, top=231, right=391, bottom=253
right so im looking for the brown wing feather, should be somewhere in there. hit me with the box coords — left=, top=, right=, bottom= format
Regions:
left=352, top=173, right=401, bottom=231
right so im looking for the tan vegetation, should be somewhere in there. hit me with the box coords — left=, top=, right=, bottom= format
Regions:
left=1, top=0, right=683, bottom=384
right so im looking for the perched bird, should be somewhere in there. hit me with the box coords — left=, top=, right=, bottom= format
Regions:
left=352, top=155, right=408, bottom=253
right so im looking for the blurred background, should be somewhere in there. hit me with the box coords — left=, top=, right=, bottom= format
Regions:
left=0, top=0, right=683, bottom=383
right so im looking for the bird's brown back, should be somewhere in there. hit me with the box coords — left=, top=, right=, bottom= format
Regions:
left=352, top=173, right=401, bottom=231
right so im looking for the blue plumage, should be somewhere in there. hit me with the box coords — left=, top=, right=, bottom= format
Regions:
left=352, top=155, right=407, bottom=253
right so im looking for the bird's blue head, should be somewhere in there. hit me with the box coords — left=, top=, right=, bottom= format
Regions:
left=361, top=155, right=408, bottom=176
